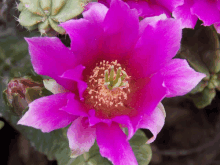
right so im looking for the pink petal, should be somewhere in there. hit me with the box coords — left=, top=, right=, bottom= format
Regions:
left=126, top=1, right=170, bottom=18
left=96, top=122, right=138, bottom=165
left=102, top=0, right=139, bottom=60
left=159, top=59, right=206, bottom=97
left=137, top=102, right=166, bottom=144
left=112, top=116, right=134, bottom=140
left=88, top=109, right=134, bottom=140
left=61, top=65, right=87, bottom=100
left=173, top=0, right=198, bottom=28
left=25, top=37, right=77, bottom=91
left=191, top=0, right=220, bottom=26
left=155, top=0, right=184, bottom=12
left=218, top=1, right=220, bottom=11
left=60, top=93, right=88, bottom=117
left=88, top=110, right=134, bottom=140
left=18, top=93, right=76, bottom=132
left=25, top=37, right=76, bottom=77
left=60, top=19, right=103, bottom=68
left=139, top=14, right=167, bottom=36
left=129, top=74, right=167, bottom=136
left=129, top=18, right=182, bottom=78
left=98, top=0, right=111, bottom=7
left=67, top=117, right=96, bottom=158
left=88, top=109, right=113, bottom=126
left=129, top=74, right=167, bottom=114
left=83, top=2, right=108, bottom=24
left=214, top=22, right=220, bottom=33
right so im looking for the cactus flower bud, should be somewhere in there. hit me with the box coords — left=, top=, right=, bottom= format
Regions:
left=17, top=0, right=84, bottom=35
left=3, top=77, right=44, bottom=116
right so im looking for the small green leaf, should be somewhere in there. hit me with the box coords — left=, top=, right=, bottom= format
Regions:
left=190, top=87, right=216, bottom=109
left=190, top=80, right=208, bottom=94
left=130, top=130, right=152, bottom=165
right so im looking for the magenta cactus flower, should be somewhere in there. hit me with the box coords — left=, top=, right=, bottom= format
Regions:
left=173, top=0, right=220, bottom=30
left=18, top=0, right=205, bottom=164
left=99, top=0, right=184, bottom=18
left=172, top=0, right=198, bottom=28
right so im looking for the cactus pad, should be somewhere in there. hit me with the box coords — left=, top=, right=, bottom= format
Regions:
left=17, top=0, right=84, bottom=35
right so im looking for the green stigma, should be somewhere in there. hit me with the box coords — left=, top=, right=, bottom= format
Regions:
left=104, top=66, right=128, bottom=90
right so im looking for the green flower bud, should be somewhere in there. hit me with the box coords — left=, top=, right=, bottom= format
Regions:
left=17, top=0, right=84, bottom=35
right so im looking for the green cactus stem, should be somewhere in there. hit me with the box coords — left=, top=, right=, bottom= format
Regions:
left=190, top=88, right=216, bottom=109
left=17, top=0, right=84, bottom=35
left=178, top=25, right=220, bottom=109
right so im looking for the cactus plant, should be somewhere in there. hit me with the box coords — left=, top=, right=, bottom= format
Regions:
left=178, top=25, right=220, bottom=109
left=17, top=0, right=85, bottom=35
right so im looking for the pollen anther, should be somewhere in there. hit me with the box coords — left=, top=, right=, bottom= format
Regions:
left=84, top=60, right=131, bottom=118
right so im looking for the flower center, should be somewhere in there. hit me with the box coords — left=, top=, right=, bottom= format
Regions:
left=84, top=60, right=133, bottom=118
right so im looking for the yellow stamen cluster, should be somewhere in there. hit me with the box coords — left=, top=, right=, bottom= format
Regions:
left=84, top=60, right=131, bottom=118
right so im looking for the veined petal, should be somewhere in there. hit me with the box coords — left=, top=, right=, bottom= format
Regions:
left=159, top=59, right=206, bottom=97
left=96, top=122, right=138, bottom=165
left=60, top=93, right=88, bottom=117
left=102, top=0, right=139, bottom=60
left=136, top=102, right=166, bottom=144
left=126, top=0, right=170, bottom=18
left=112, top=115, right=134, bottom=140
left=155, top=0, right=184, bottom=12
left=61, top=65, right=87, bottom=100
left=128, top=73, right=167, bottom=114
left=25, top=37, right=76, bottom=77
left=129, top=74, right=167, bottom=134
left=18, top=93, right=76, bottom=132
left=88, top=110, right=134, bottom=140
left=60, top=19, right=104, bottom=67
left=173, top=0, right=198, bottom=29
left=98, top=0, right=111, bottom=7
left=25, top=37, right=77, bottom=91
left=67, top=117, right=96, bottom=158
left=139, top=14, right=167, bottom=36
left=214, top=22, right=220, bottom=33
left=191, top=0, right=220, bottom=26
left=83, top=2, right=108, bottom=25
left=130, top=18, right=182, bottom=78
left=88, top=109, right=112, bottom=126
